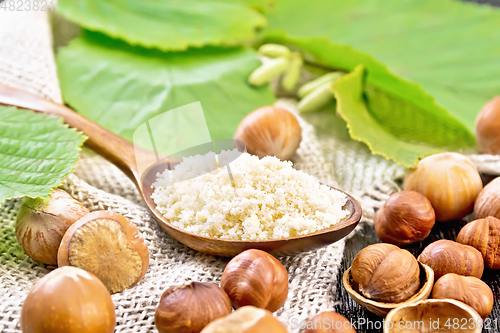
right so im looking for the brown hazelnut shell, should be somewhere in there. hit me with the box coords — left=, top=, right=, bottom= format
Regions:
left=476, top=96, right=500, bottom=155
left=474, top=177, right=500, bottom=219
left=403, top=152, right=482, bottom=221
left=384, top=299, right=481, bottom=333
left=457, top=216, right=500, bottom=269
left=15, top=189, right=89, bottom=265
left=304, top=311, right=357, bottom=333
left=351, top=243, right=421, bottom=303
left=200, top=306, right=287, bottom=333
left=58, top=210, right=149, bottom=293
left=221, top=249, right=288, bottom=312
left=417, top=239, right=484, bottom=279
left=155, top=281, right=232, bottom=333
left=234, top=106, right=301, bottom=160
left=374, top=191, right=435, bottom=246
left=21, top=266, right=115, bottom=333
left=431, top=273, right=493, bottom=319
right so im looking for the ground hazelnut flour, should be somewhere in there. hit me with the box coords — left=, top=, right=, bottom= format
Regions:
left=151, top=151, right=349, bottom=240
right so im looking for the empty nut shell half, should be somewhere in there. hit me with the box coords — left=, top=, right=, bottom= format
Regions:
left=156, top=282, right=232, bottom=333
left=384, top=299, right=481, bottom=333
left=221, top=249, right=288, bottom=312
left=457, top=216, right=500, bottom=269
left=57, top=211, right=149, bottom=294
left=417, top=239, right=484, bottom=279
left=431, top=273, right=494, bottom=319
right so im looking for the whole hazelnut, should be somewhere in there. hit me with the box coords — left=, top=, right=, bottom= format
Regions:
left=374, top=191, right=435, bottom=246
left=234, top=106, right=302, bottom=160
left=200, top=306, right=288, bottom=333
left=15, top=188, right=89, bottom=265
left=351, top=243, right=420, bottom=303
left=431, top=273, right=493, bottom=319
left=21, top=266, right=115, bottom=333
left=403, top=152, right=482, bottom=221
left=417, top=239, right=484, bottom=279
left=304, top=311, right=357, bottom=333
left=155, top=281, right=232, bottom=333
left=476, top=96, right=500, bottom=155
left=58, top=211, right=149, bottom=293
left=457, top=216, right=500, bottom=269
left=221, top=249, right=288, bottom=312
left=474, top=177, right=500, bottom=219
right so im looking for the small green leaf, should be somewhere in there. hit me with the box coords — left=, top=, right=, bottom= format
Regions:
left=56, top=32, right=276, bottom=152
left=332, top=65, right=465, bottom=167
left=57, top=0, right=268, bottom=51
left=0, top=106, right=86, bottom=203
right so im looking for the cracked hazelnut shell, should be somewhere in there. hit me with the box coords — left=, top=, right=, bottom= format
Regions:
left=457, top=216, right=500, bottom=269
left=403, top=152, right=482, bottom=221
left=155, top=281, right=231, bottom=333
left=57, top=211, right=149, bottom=293
left=21, top=266, right=115, bottom=333
left=374, top=191, right=435, bottom=246
left=221, top=249, right=288, bottom=312
left=15, top=189, right=89, bottom=265
left=351, top=243, right=420, bottom=303
left=417, top=239, right=484, bottom=279
left=432, top=273, right=493, bottom=319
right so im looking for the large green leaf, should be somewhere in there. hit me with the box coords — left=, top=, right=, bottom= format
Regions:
left=332, top=65, right=454, bottom=167
left=265, top=32, right=475, bottom=164
left=265, top=0, right=500, bottom=133
left=56, top=31, right=275, bottom=153
left=57, top=0, right=267, bottom=51
left=0, top=106, right=86, bottom=203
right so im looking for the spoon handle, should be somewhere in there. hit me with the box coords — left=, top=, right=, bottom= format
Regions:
left=0, top=83, right=144, bottom=181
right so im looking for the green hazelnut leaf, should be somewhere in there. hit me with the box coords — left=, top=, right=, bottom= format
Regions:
left=56, top=0, right=268, bottom=51
left=265, top=0, right=500, bottom=133
left=0, top=106, right=86, bottom=203
left=56, top=31, right=275, bottom=153
left=331, top=65, right=467, bottom=167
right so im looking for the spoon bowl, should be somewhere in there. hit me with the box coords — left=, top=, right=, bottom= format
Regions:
left=0, top=83, right=362, bottom=257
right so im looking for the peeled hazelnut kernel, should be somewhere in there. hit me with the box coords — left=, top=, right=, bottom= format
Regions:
left=474, top=177, right=500, bottom=219
left=457, top=216, right=500, bottom=269
left=21, top=266, right=115, bottom=333
left=351, top=243, right=420, bottom=303
left=304, top=311, right=357, bottom=333
left=200, top=306, right=287, bottom=333
left=155, top=281, right=231, bottom=333
left=417, top=239, right=484, bottom=279
left=234, top=106, right=301, bottom=160
left=57, top=211, right=149, bottom=294
left=403, top=152, right=483, bottom=221
left=431, top=273, right=493, bottom=319
left=221, top=249, right=288, bottom=312
left=15, top=188, right=89, bottom=265
left=476, top=96, right=500, bottom=155
left=374, top=191, right=435, bottom=246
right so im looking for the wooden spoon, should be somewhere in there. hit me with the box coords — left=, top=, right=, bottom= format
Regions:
left=0, top=84, right=362, bottom=257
